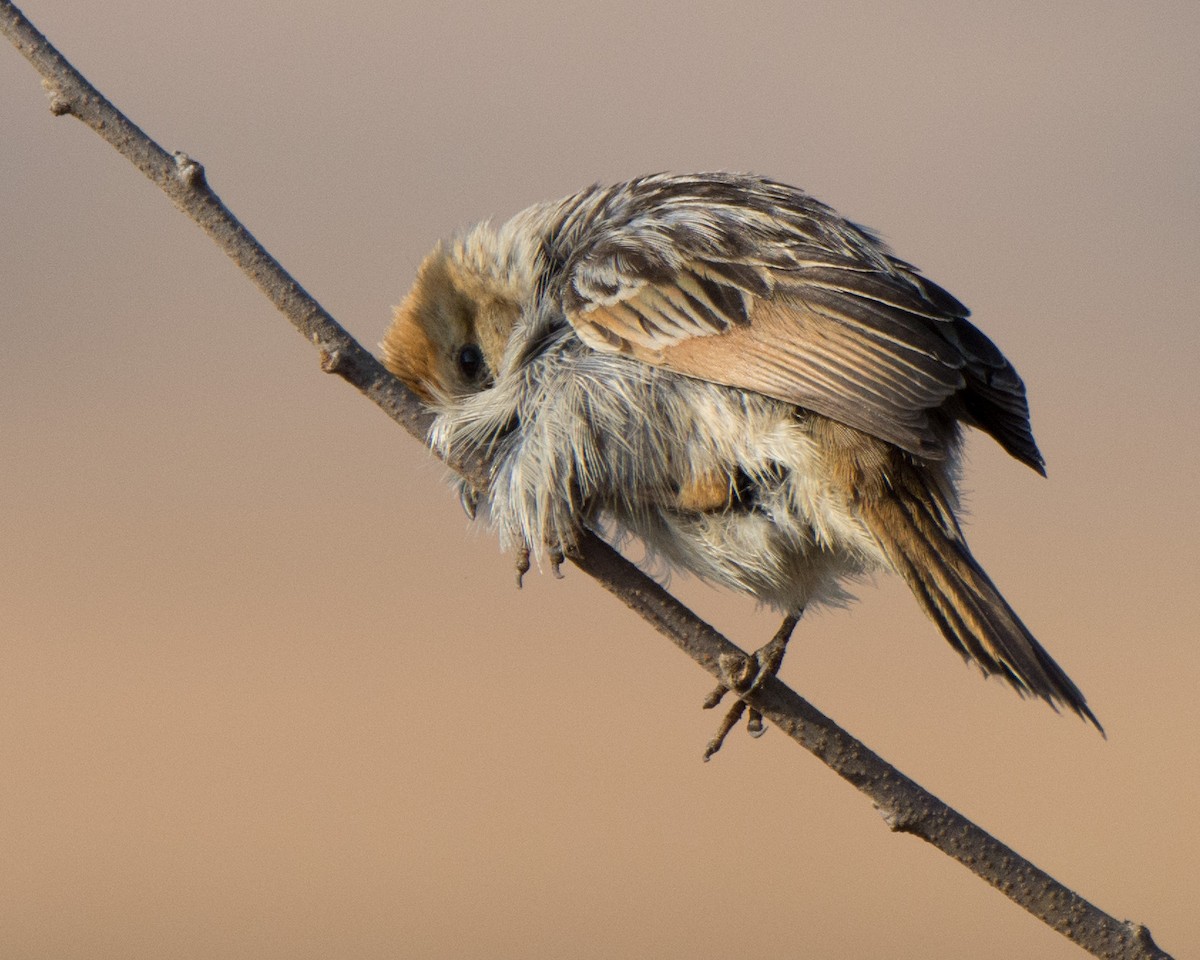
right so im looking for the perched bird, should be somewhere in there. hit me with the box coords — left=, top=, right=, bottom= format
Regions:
left=382, top=172, right=1100, bottom=746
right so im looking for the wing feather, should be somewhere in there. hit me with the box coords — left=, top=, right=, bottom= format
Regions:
left=543, top=173, right=1043, bottom=469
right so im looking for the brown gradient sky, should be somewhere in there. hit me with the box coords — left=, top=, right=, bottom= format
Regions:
left=2, top=1, right=1198, bottom=957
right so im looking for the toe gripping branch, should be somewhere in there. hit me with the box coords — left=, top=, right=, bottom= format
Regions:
left=702, top=612, right=802, bottom=761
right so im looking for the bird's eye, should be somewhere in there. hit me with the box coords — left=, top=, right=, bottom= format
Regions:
left=456, top=343, right=486, bottom=383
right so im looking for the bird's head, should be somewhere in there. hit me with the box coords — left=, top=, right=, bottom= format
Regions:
left=382, top=219, right=542, bottom=403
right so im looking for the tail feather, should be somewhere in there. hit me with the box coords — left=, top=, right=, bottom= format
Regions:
left=863, top=471, right=1103, bottom=734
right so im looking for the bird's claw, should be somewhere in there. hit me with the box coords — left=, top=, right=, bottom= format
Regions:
left=549, top=543, right=566, bottom=579
left=703, top=696, right=748, bottom=761
left=701, top=612, right=801, bottom=761
left=514, top=543, right=531, bottom=588
left=458, top=484, right=479, bottom=521
left=513, top=539, right=573, bottom=586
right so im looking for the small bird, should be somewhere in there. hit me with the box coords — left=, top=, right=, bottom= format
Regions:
left=382, top=172, right=1100, bottom=748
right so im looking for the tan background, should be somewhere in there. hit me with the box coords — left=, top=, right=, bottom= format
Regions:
left=2, top=1, right=1197, bottom=957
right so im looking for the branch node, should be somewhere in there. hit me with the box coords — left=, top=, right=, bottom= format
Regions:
left=172, top=151, right=206, bottom=189
left=1127, top=922, right=1165, bottom=956
left=879, top=802, right=920, bottom=834
left=42, top=80, right=71, bottom=115
left=318, top=345, right=347, bottom=374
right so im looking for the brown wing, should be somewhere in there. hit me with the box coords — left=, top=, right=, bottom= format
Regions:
left=547, top=173, right=1043, bottom=470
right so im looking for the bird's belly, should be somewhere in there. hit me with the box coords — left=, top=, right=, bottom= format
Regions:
left=604, top=429, right=889, bottom=613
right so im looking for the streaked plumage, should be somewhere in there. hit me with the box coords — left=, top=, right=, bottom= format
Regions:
left=383, top=172, right=1100, bottom=732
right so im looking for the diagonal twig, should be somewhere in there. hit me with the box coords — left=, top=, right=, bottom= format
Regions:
left=0, top=4, right=1173, bottom=958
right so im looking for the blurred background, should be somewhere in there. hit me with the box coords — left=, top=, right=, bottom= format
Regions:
left=2, top=1, right=1197, bottom=957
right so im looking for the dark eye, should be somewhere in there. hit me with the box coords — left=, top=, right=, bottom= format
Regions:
left=456, top=343, right=486, bottom=383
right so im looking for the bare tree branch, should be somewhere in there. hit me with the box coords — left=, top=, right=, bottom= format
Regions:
left=0, top=4, right=1173, bottom=958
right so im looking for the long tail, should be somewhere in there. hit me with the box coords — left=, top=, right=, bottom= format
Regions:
left=861, top=468, right=1103, bottom=734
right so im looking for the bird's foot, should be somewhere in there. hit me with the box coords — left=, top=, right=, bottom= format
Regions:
left=514, top=542, right=531, bottom=588
left=702, top=612, right=802, bottom=761
left=548, top=542, right=566, bottom=579
left=513, top=537, right=576, bottom=587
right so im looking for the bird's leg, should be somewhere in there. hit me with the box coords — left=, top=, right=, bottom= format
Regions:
left=702, top=611, right=803, bottom=760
